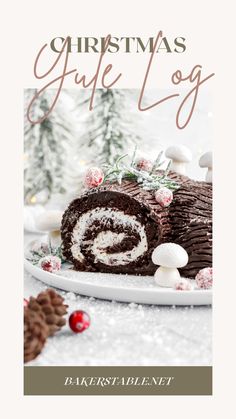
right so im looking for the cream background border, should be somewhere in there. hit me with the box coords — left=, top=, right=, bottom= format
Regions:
left=1, top=0, right=235, bottom=417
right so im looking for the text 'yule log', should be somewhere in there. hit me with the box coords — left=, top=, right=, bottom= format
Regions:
left=27, top=32, right=214, bottom=129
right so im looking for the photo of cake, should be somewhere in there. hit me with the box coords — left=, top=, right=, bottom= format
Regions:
left=24, top=88, right=213, bottom=369
left=61, top=163, right=212, bottom=279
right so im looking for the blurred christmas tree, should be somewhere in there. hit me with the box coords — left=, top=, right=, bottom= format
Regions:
left=77, top=89, right=141, bottom=165
left=24, top=90, right=74, bottom=204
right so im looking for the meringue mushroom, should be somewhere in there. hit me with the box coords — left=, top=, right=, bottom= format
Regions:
left=35, top=210, right=63, bottom=248
left=152, top=243, right=189, bottom=288
left=165, top=145, right=192, bottom=175
left=199, top=151, right=212, bottom=183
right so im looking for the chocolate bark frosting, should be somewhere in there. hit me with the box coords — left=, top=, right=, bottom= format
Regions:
left=61, top=172, right=212, bottom=278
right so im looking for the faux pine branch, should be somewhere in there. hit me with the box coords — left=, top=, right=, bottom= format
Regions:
left=103, top=150, right=179, bottom=191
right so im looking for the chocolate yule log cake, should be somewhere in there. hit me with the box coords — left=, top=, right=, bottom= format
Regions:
left=61, top=170, right=212, bottom=278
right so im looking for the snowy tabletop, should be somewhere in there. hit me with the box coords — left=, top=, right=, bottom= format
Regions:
left=24, top=233, right=212, bottom=366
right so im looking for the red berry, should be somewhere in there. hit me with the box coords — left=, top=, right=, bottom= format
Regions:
left=69, top=310, right=90, bottom=333
left=195, top=267, right=213, bottom=289
left=24, top=298, right=29, bottom=307
left=38, top=255, right=61, bottom=273
left=136, top=158, right=153, bottom=172
left=84, top=167, right=104, bottom=189
left=174, top=279, right=192, bottom=291
left=155, top=187, right=173, bottom=207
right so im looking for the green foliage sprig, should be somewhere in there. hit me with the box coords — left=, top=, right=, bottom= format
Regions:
left=26, top=242, right=66, bottom=265
left=102, top=148, right=179, bottom=192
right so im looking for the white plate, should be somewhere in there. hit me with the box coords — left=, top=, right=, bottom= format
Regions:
left=24, top=252, right=212, bottom=307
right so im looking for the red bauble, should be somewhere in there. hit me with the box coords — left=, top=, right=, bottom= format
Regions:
left=84, top=167, right=104, bottom=189
left=69, top=310, right=90, bottom=333
left=24, top=298, right=29, bottom=307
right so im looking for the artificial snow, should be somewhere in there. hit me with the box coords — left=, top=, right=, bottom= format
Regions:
left=24, top=268, right=212, bottom=367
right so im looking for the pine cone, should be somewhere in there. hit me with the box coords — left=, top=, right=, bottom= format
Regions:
left=28, top=288, right=68, bottom=337
left=24, top=306, right=49, bottom=363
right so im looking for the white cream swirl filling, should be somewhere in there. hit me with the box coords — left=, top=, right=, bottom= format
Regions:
left=71, top=207, right=148, bottom=266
